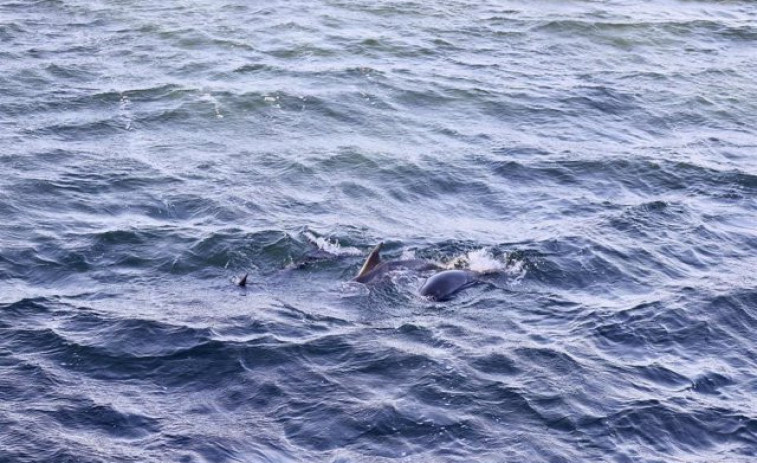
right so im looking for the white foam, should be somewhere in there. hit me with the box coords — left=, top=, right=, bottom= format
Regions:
left=453, top=247, right=528, bottom=283
left=118, top=93, right=133, bottom=130
left=200, top=93, right=224, bottom=119
left=466, top=248, right=506, bottom=273
left=400, top=248, right=417, bottom=260
left=304, top=232, right=362, bottom=256
left=503, top=258, right=527, bottom=285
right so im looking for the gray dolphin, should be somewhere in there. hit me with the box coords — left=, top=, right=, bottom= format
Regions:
left=418, top=269, right=478, bottom=301
left=353, top=243, right=480, bottom=300
left=352, top=242, right=440, bottom=283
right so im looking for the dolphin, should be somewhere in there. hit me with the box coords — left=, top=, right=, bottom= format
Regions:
left=418, top=269, right=478, bottom=301
left=353, top=243, right=480, bottom=300
left=352, top=242, right=440, bottom=283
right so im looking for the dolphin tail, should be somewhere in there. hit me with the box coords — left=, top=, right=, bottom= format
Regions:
left=355, top=242, right=383, bottom=280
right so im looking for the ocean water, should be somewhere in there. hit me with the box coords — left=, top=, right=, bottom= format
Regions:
left=1, top=0, right=756, bottom=462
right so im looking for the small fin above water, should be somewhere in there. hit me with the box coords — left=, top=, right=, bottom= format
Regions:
left=355, top=242, right=383, bottom=280
left=237, top=273, right=248, bottom=287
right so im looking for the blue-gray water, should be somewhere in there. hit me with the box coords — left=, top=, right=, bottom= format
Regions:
left=1, top=1, right=756, bottom=462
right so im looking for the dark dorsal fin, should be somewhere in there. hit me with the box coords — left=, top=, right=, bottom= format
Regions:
left=237, top=273, right=248, bottom=287
left=355, top=242, right=383, bottom=279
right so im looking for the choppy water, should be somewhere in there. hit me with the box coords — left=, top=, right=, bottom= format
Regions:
left=1, top=1, right=756, bottom=462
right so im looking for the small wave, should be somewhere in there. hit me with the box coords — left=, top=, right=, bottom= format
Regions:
left=198, top=93, right=224, bottom=119
left=304, top=231, right=362, bottom=256
left=400, top=248, right=417, bottom=260
left=44, top=401, right=160, bottom=439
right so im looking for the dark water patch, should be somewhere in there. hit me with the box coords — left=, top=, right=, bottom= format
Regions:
left=333, top=1, right=432, bottom=19
left=492, top=145, right=552, bottom=159
left=410, top=377, right=540, bottom=428
left=233, top=63, right=275, bottom=74
left=702, top=290, right=757, bottom=348
left=184, top=229, right=306, bottom=274
left=337, top=344, right=435, bottom=384
left=631, top=363, right=691, bottom=390
left=24, top=117, right=128, bottom=141
left=126, top=104, right=203, bottom=129
left=262, top=302, right=354, bottom=334
left=0, top=432, right=92, bottom=463
left=1, top=86, right=204, bottom=126
left=8, top=173, right=152, bottom=206
left=393, top=322, right=459, bottom=350
left=0, top=21, right=25, bottom=40
left=217, top=380, right=284, bottom=412
left=532, top=18, right=753, bottom=47
left=44, top=62, right=101, bottom=82
left=278, top=332, right=358, bottom=366
left=0, top=350, right=60, bottom=400
left=1, top=301, right=286, bottom=388
left=159, top=434, right=247, bottom=463
left=1, top=90, right=120, bottom=118
left=265, top=43, right=339, bottom=60
left=0, top=297, right=59, bottom=318
left=142, top=192, right=237, bottom=223
left=43, top=401, right=160, bottom=439
left=37, top=335, right=255, bottom=388
left=469, top=352, right=520, bottom=377
left=561, top=85, right=640, bottom=115
left=58, top=314, right=214, bottom=358
left=407, top=167, right=498, bottom=205
left=282, top=392, right=485, bottom=457
left=352, top=37, right=439, bottom=59
left=522, top=236, right=645, bottom=294
left=489, top=159, right=596, bottom=192
left=608, top=201, right=692, bottom=236
left=590, top=297, right=737, bottom=362
left=57, top=168, right=183, bottom=198
left=352, top=403, right=441, bottom=456
left=719, top=23, right=757, bottom=42
left=91, top=228, right=158, bottom=247
left=513, top=346, right=583, bottom=378
left=599, top=399, right=756, bottom=455
left=118, top=84, right=190, bottom=103
left=1, top=226, right=195, bottom=284
left=690, top=371, right=734, bottom=395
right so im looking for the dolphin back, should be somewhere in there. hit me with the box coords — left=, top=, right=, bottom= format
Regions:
left=354, top=259, right=439, bottom=284
left=419, top=270, right=478, bottom=301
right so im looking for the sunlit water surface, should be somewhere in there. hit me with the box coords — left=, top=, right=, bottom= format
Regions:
left=1, top=1, right=756, bottom=462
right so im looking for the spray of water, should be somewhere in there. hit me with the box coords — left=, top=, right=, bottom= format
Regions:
left=444, top=248, right=527, bottom=283
left=304, top=232, right=362, bottom=256
left=466, top=248, right=506, bottom=273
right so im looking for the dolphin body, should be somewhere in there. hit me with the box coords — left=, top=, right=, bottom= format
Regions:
left=353, top=243, right=479, bottom=301
left=418, top=269, right=478, bottom=301
left=352, top=243, right=439, bottom=283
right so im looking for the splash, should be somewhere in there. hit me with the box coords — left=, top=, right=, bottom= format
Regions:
left=503, top=258, right=527, bottom=285
left=200, top=93, right=224, bottom=119
left=304, top=232, right=362, bottom=256
left=118, top=93, right=133, bottom=130
left=466, top=248, right=507, bottom=273
left=400, top=248, right=417, bottom=260
left=445, top=248, right=527, bottom=283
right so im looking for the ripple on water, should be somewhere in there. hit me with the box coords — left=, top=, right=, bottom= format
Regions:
left=1, top=0, right=756, bottom=461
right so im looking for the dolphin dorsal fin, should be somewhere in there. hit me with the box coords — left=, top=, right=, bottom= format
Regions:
left=356, top=242, right=383, bottom=279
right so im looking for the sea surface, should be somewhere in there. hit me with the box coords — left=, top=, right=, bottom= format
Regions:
left=1, top=1, right=756, bottom=462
